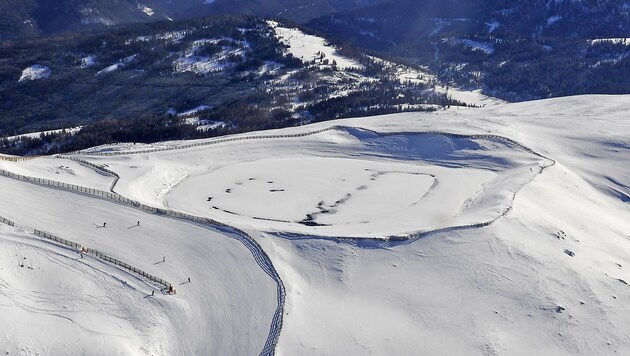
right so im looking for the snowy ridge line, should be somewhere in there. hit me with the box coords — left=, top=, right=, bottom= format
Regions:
left=68, top=123, right=552, bottom=161
left=0, top=214, right=171, bottom=289
left=0, top=165, right=285, bottom=356
left=69, top=126, right=340, bottom=156
left=32, top=229, right=171, bottom=288
left=334, top=126, right=554, bottom=161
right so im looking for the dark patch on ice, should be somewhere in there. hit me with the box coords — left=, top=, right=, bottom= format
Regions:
left=555, top=230, right=567, bottom=240
left=298, top=213, right=329, bottom=226
left=210, top=206, right=236, bottom=215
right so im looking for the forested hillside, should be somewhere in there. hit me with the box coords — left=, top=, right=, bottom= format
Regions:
left=308, top=0, right=630, bottom=101
left=0, top=16, right=462, bottom=155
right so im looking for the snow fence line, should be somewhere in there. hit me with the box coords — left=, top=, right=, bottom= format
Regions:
left=0, top=154, right=38, bottom=162
left=0, top=165, right=285, bottom=356
left=0, top=215, right=15, bottom=227
left=0, top=213, right=171, bottom=289
left=56, top=155, right=285, bottom=356
left=69, top=126, right=341, bottom=156
left=1, top=125, right=556, bottom=354
left=34, top=229, right=171, bottom=288
left=61, top=155, right=120, bottom=192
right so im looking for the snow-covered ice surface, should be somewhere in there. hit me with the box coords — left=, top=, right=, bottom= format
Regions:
left=2, top=94, right=630, bottom=354
left=154, top=131, right=547, bottom=237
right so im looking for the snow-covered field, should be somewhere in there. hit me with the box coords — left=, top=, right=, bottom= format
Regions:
left=269, top=21, right=362, bottom=70
left=1, top=95, right=630, bottom=354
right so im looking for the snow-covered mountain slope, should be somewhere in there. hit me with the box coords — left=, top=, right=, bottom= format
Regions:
left=1, top=94, right=629, bottom=354
left=0, top=176, right=277, bottom=354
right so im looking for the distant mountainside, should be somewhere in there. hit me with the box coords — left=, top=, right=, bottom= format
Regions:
left=0, top=15, right=462, bottom=155
left=310, top=0, right=630, bottom=46
left=308, top=0, right=630, bottom=101
left=0, top=0, right=211, bottom=40
left=0, top=0, right=385, bottom=40
left=192, top=0, right=386, bottom=24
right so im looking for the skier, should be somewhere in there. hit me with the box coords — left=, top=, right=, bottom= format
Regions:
left=162, top=256, right=165, bottom=263
left=151, top=290, right=154, bottom=296
left=137, top=221, right=140, bottom=226
left=103, top=222, right=106, bottom=228
left=188, top=277, right=191, bottom=283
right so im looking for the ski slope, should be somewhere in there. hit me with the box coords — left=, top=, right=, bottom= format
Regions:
left=0, top=176, right=277, bottom=355
left=1, top=95, right=629, bottom=355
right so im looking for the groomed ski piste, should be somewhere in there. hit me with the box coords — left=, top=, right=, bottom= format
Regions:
left=1, top=94, right=630, bottom=355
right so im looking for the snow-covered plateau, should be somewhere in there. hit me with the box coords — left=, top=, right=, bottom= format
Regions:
left=1, top=94, right=629, bottom=355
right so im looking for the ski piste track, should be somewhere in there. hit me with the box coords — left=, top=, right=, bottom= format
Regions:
left=0, top=125, right=556, bottom=355
left=0, top=166, right=285, bottom=356
left=0, top=215, right=172, bottom=289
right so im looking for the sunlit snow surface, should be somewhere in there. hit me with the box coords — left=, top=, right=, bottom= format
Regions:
left=18, top=65, right=51, bottom=82
left=269, top=20, right=362, bottom=70
left=156, top=129, right=547, bottom=237
left=1, top=95, right=630, bottom=355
